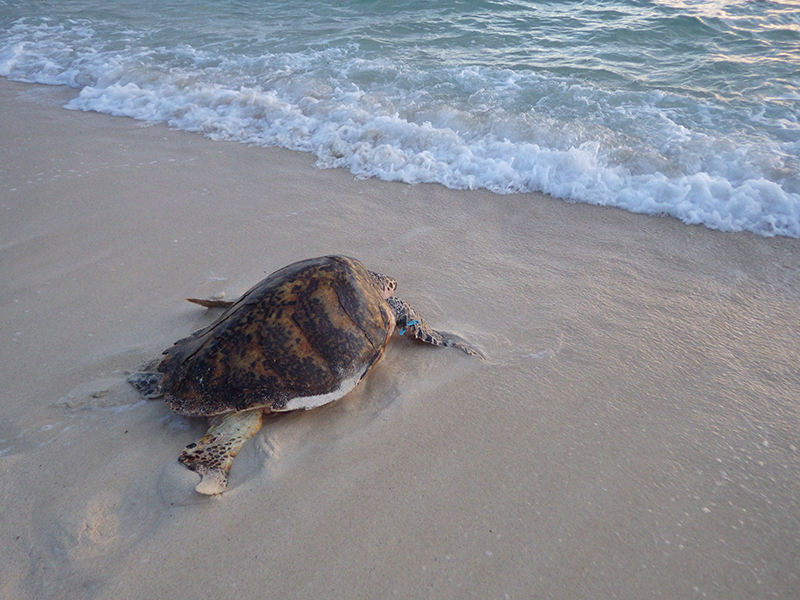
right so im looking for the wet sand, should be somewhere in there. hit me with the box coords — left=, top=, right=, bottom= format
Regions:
left=1, top=78, right=799, bottom=600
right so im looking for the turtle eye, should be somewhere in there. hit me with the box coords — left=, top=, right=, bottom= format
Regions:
left=369, top=271, right=397, bottom=298
left=381, top=279, right=397, bottom=300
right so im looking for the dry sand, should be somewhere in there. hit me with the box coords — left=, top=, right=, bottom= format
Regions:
left=1, top=78, right=799, bottom=599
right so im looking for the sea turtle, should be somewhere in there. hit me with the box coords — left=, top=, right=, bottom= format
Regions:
left=129, top=255, right=478, bottom=495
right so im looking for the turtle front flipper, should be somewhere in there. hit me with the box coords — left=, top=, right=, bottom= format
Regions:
left=387, top=297, right=482, bottom=357
left=179, top=408, right=264, bottom=495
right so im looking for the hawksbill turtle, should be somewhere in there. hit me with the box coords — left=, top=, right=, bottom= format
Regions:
left=129, top=255, right=478, bottom=495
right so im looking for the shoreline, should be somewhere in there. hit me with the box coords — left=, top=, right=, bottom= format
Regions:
left=2, top=78, right=799, bottom=600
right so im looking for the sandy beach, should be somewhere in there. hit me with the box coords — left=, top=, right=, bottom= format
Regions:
left=1, top=78, right=799, bottom=599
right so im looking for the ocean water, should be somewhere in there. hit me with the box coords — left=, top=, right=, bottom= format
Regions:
left=1, top=0, right=799, bottom=237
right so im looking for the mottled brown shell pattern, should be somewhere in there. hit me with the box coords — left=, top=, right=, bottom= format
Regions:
left=157, top=256, right=394, bottom=417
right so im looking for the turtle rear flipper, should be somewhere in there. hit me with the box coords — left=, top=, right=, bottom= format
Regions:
left=128, top=371, right=165, bottom=398
left=186, top=297, right=236, bottom=309
left=387, top=297, right=482, bottom=357
left=178, top=408, right=264, bottom=495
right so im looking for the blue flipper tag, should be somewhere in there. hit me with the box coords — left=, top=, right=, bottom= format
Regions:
left=398, top=319, right=420, bottom=336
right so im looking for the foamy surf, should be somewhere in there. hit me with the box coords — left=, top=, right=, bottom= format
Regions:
left=1, top=2, right=798, bottom=237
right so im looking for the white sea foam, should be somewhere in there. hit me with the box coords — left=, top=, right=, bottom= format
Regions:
left=1, top=13, right=798, bottom=237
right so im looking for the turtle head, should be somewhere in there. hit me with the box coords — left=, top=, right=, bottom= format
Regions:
left=368, top=270, right=398, bottom=299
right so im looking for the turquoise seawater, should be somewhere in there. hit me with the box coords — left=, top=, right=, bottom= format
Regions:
left=2, top=0, right=799, bottom=236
